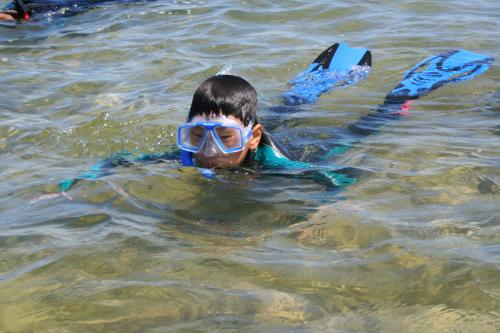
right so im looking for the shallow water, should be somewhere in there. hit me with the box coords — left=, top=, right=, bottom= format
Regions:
left=0, top=0, right=499, bottom=332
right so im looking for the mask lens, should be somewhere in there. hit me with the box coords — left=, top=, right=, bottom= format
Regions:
left=180, top=126, right=207, bottom=149
left=214, top=126, right=243, bottom=150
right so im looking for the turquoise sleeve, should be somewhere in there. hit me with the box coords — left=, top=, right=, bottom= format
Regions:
left=58, top=151, right=182, bottom=192
left=255, top=144, right=310, bottom=169
left=255, top=144, right=357, bottom=187
left=58, top=153, right=131, bottom=192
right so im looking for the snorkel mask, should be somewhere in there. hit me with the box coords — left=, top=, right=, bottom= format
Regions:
left=177, top=116, right=254, bottom=167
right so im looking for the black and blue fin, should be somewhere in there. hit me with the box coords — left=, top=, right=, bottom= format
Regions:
left=349, top=49, right=494, bottom=135
left=386, top=50, right=494, bottom=102
left=282, top=43, right=372, bottom=105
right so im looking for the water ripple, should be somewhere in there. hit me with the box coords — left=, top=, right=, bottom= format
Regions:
left=0, top=0, right=498, bottom=331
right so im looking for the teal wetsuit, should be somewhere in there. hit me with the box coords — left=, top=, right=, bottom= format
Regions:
left=252, top=132, right=357, bottom=187
left=59, top=131, right=356, bottom=192
left=59, top=49, right=493, bottom=193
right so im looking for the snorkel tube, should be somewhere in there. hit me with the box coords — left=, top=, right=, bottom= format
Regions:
left=180, top=149, right=195, bottom=166
left=180, top=149, right=215, bottom=178
left=13, top=0, right=31, bottom=19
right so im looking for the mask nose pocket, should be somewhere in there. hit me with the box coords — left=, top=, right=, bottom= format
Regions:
left=201, top=131, right=222, bottom=157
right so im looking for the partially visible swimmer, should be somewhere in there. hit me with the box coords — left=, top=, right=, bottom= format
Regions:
left=0, top=0, right=124, bottom=21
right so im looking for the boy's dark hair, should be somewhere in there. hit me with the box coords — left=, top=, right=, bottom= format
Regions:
left=188, top=75, right=258, bottom=126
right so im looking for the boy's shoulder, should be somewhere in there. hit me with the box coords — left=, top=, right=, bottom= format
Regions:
left=254, top=132, right=309, bottom=169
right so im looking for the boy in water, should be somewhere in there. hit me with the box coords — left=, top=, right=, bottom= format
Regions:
left=57, top=74, right=308, bottom=193
left=1, top=0, right=118, bottom=20
left=55, top=46, right=490, bottom=193
left=179, top=74, right=264, bottom=168
left=177, top=74, right=301, bottom=170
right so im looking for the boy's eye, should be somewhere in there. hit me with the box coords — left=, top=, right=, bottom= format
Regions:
left=189, top=127, right=206, bottom=144
left=191, top=127, right=205, bottom=137
left=216, top=128, right=238, bottom=137
left=216, top=129, right=242, bottom=148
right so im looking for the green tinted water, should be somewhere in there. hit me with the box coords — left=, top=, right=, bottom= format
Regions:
left=0, top=0, right=499, bottom=332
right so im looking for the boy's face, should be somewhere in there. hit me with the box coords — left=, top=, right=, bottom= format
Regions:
left=189, top=114, right=262, bottom=168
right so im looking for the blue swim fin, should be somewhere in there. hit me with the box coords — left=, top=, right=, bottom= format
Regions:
left=349, top=49, right=494, bottom=135
left=282, top=43, right=372, bottom=105
left=387, top=50, right=494, bottom=101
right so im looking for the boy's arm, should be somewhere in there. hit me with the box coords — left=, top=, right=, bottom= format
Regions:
left=59, top=151, right=179, bottom=192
